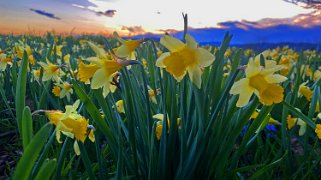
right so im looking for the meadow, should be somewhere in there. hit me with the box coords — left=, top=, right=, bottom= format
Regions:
left=1, top=27, right=321, bottom=179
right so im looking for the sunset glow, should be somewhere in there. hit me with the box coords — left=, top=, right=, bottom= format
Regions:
left=0, top=0, right=315, bottom=35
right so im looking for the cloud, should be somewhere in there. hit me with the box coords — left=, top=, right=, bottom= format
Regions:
left=71, top=3, right=116, bottom=17
left=96, top=10, right=116, bottom=17
left=30, top=9, right=61, bottom=20
left=61, top=0, right=98, bottom=7
left=156, top=29, right=179, bottom=34
left=217, top=10, right=321, bottom=29
left=121, top=26, right=145, bottom=35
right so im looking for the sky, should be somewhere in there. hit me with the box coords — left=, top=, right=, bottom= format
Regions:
left=0, top=0, right=317, bottom=36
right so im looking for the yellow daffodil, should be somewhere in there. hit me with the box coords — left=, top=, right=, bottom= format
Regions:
left=230, top=57, right=287, bottom=107
left=38, top=61, right=65, bottom=82
left=287, top=115, right=306, bottom=136
left=53, top=45, right=63, bottom=57
left=315, top=124, right=321, bottom=139
left=224, top=48, right=232, bottom=58
left=52, top=85, right=61, bottom=97
left=114, top=32, right=142, bottom=58
left=142, top=58, right=148, bottom=69
left=45, top=100, right=95, bottom=155
left=148, top=88, right=157, bottom=104
left=313, top=70, right=321, bottom=81
left=250, top=110, right=281, bottom=125
left=78, top=41, right=139, bottom=97
left=0, top=53, right=12, bottom=71
left=63, top=54, right=71, bottom=64
left=32, top=69, right=41, bottom=82
left=115, top=100, right=125, bottom=114
left=156, top=34, right=214, bottom=88
left=298, top=81, right=312, bottom=101
left=29, top=54, right=35, bottom=65
left=53, top=82, right=73, bottom=101
left=279, top=55, right=293, bottom=76
left=14, top=42, right=32, bottom=59
left=153, top=114, right=181, bottom=140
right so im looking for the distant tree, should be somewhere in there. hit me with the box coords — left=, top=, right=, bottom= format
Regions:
left=284, top=0, right=321, bottom=9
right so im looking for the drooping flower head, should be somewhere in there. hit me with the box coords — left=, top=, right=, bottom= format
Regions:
left=114, top=32, right=142, bottom=58
left=156, top=34, right=214, bottom=88
left=45, top=100, right=95, bottom=155
left=298, top=81, right=313, bottom=101
left=153, top=114, right=181, bottom=140
left=287, top=114, right=306, bottom=136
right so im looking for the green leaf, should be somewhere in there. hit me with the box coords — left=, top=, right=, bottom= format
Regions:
left=79, top=142, right=96, bottom=180
left=22, top=106, right=33, bottom=149
left=34, top=159, right=57, bottom=180
left=248, top=152, right=287, bottom=180
left=15, top=50, right=29, bottom=135
left=13, top=123, right=52, bottom=180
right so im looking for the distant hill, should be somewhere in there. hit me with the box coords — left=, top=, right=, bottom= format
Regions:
left=128, top=22, right=321, bottom=51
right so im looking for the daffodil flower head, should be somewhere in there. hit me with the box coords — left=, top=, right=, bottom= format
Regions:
left=38, top=60, right=65, bottom=82
left=148, top=88, right=157, bottom=104
left=156, top=34, right=215, bottom=88
left=60, top=100, right=82, bottom=120
left=115, top=100, right=125, bottom=114
left=152, top=114, right=180, bottom=140
left=114, top=32, right=142, bottom=58
left=32, top=69, right=41, bottom=82
left=316, top=124, right=321, bottom=139
left=298, top=81, right=312, bottom=101
left=250, top=110, right=281, bottom=125
left=0, top=53, right=12, bottom=71
left=52, top=85, right=61, bottom=97
left=287, top=114, right=306, bottom=136
left=45, top=100, right=95, bottom=155
left=79, top=41, right=140, bottom=97
left=230, top=58, right=287, bottom=107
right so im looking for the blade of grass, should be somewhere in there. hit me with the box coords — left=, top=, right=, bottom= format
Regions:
left=13, top=123, right=52, bottom=180
left=15, top=50, right=29, bottom=135
left=22, top=106, right=33, bottom=149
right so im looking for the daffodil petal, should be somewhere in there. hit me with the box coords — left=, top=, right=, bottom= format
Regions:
left=102, top=81, right=112, bottom=97
left=113, top=32, right=126, bottom=44
left=160, top=35, right=185, bottom=52
left=156, top=52, right=170, bottom=67
left=245, top=60, right=259, bottom=77
left=56, top=130, right=62, bottom=143
left=74, top=141, right=81, bottom=156
left=116, top=45, right=130, bottom=58
left=87, top=41, right=106, bottom=59
left=230, top=78, right=250, bottom=94
left=91, top=69, right=107, bottom=89
left=153, top=114, right=164, bottom=121
left=236, top=87, right=255, bottom=107
left=86, top=57, right=102, bottom=65
left=89, top=130, right=95, bottom=142
left=187, top=65, right=202, bottom=89
left=265, top=74, right=287, bottom=83
left=185, top=34, right=198, bottom=48
left=196, top=48, right=215, bottom=67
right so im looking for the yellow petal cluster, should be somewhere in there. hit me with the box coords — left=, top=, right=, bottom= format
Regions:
left=230, top=56, right=287, bottom=107
left=156, top=34, right=214, bottom=88
left=45, top=100, right=95, bottom=155
left=78, top=41, right=137, bottom=97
